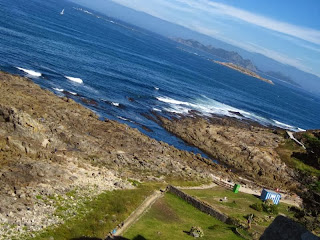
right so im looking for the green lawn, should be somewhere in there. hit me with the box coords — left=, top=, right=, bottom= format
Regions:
left=26, top=179, right=208, bottom=240
left=28, top=184, right=161, bottom=240
left=124, top=192, right=243, bottom=240
left=184, top=186, right=295, bottom=236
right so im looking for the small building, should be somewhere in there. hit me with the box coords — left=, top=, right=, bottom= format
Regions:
left=233, top=184, right=241, bottom=193
left=260, top=189, right=281, bottom=205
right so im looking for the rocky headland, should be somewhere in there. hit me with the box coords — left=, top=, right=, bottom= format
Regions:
left=213, top=61, right=274, bottom=84
left=0, top=72, right=229, bottom=239
left=1, top=71, right=319, bottom=238
left=157, top=114, right=298, bottom=189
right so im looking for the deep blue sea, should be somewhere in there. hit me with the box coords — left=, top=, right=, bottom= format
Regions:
left=1, top=0, right=320, bottom=153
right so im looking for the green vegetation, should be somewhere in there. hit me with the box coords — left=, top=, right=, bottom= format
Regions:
left=250, top=199, right=278, bottom=215
left=28, top=183, right=161, bottom=240
left=124, top=192, right=243, bottom=240
left=276, top=139, right=320, bottom=177
left=277, top=134, right=320, bottom=234
left=292, top=133, right=320, bottom=170
left=183, top=187, right=294, bottom=237
left=164, top=176, right=211, bottom=187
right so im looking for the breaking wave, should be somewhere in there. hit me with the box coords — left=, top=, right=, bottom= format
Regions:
left=16, top=67, right=42, bottom=77
left=53, top=87, right=64, bottom=92
left=111, top=102, right=120, bottom=107
left=156, top=95, right=305, bottom=132
left=65, top=76, right=83, bottom=84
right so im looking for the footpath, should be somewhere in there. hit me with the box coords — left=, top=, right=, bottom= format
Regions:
left=108, top=176, right=302, bottom=238
left=210, top=175, right=302, bottom=207
left=113, top=190, right=163, bottom=237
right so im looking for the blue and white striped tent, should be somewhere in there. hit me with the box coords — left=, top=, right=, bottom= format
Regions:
left=260, top=189, right=281, bottom=205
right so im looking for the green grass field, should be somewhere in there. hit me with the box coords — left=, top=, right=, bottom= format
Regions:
left=184, top=186, right=295, bottom=236
left=26, top=179, right=208, bottom=240
left=28, top=184, right=160, bottom=240
left=124, top=192, right=243, bottom=240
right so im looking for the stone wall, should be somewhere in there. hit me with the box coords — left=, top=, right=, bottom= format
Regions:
left=167, top=185, right=230, bottom=223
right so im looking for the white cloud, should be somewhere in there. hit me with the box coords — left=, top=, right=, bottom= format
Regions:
left=245, top=42, right=315, bottom=74
left=112, top=0, right=320, bottom=46
left=110, top=0, right=320, bottom=76
left=176, top=0, right=320, bottom=45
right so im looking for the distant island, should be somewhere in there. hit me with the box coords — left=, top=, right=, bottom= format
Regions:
left=213, top=60, right=274, bottom=85
left=173, top=38, right=298, bottom=86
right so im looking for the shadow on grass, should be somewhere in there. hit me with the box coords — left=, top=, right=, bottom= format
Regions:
left=71, top=236, right=130, bottom=240
left=132, top=235, right=147, bottom=240
left=70, top=237, right=102, bottom=240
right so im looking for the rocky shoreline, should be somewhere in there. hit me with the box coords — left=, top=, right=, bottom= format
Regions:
left=156, top=113, right=299, bottom=189
left=0, top=72, right=232, bottom=239
left=2, top=71, right=317, bottom=238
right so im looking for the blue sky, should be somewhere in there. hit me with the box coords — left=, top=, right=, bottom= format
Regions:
left=105, top=0, right=320, bottom=77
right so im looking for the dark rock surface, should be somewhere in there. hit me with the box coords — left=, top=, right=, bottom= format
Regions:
left=260, top=215, right=319, bottom=240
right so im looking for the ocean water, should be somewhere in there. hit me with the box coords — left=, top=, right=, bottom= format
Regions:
left=1, top=0, right=320, bottom=154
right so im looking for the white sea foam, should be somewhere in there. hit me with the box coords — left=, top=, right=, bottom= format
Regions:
left=157, top=95, right=304, bottom=132
left=117, top=116, right=128, bottom=121
left=69, top=91, right=77, bottom=95
left=152, top=108, right=161, bottom=112
left=272, top=120, right=306, bottom=132
left=272, top=120, right=295, bottom=129
left=156, top=96, right=194, bottom=106
left=111, top=102, right=120, bottom=107
left=65, top=76, right=83, bottom=84
left=154, top=87, right=159, bottom=90
left=53, top=88, right=64, bottom=92
left=16, top=67, right=42, bottom=77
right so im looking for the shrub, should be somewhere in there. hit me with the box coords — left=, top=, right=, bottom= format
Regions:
left=250, top=203, right=263, bottom=212
left=262, top=200, right=278, bottom=214
left=250, top=201, right=278, bottom=214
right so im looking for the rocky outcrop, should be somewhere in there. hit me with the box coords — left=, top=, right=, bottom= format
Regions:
left=173, top=38, right=257, bottom=71
left=158, top=115, right=297, bottom=189
left=213, top=61, right=274, bottom=84
left=0, top=72, right=227, bottom=239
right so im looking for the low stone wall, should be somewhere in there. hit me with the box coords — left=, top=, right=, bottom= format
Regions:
left=167, top=185, right=230, bottom=223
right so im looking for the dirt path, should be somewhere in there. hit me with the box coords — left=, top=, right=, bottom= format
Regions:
left=287, top=130, right=306, bottom=149
left=211, top=175, right=302, bottom=207
left=113, top=190, right=163, bottom=237
left=177, top=182, right=217, bottom=190
left=180, top=178, right=302, bottom=207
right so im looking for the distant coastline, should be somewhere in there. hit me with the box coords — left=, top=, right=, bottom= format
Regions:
left=213, top=60, right=274, bottom=85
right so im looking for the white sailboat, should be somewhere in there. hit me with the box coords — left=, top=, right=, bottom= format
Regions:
left=60, top=9, right=65, bottom=15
